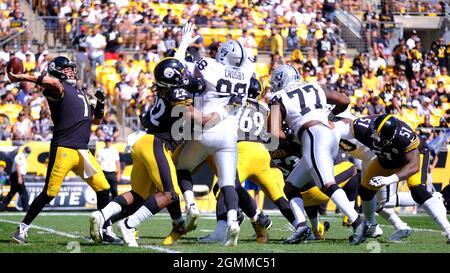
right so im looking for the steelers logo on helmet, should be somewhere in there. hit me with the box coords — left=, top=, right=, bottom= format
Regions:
left=164, top=67, right=175, bottom=79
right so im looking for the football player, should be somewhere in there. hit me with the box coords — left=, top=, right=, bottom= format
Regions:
left=269, top=64, right=367, bottom=245
left=349, top=114, right=450, bottom=243
left=90, top=58, right=205, bottom=247
left=7, top=56, right=120, bottom=244
left=173, top=23, right=255, bottom=246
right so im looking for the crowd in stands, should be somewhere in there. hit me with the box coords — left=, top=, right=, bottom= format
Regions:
left=0, top=0, right=449, bottom=148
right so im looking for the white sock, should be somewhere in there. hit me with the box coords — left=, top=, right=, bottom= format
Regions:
left=127, top=206, right=153, bottom=228
left=105, top=225, right=113, bottom=234
left=100, top=201, right=122, bottom=221
left=421, top=195, right=450, bottom=233
left=378, top=208, right=408, bottom=230
left=20, top=223, right=30, bottom=233
left=309, top=217, right=319, bottom=231
left=172, top=216, right=184, bottom=225
left=349, top=200, right=356, bottom=209
left=397, top=192, right=416, bottom=207
left=361, top=197, right=377, bottom=225
left=252, top=208, right=261, bottom=222
left=216, top=220, right=227, bottom=234
left=290, top=197, right=306, bottom=227
left=227, top=209, right=237, bottom=224
left=184, top=190, right=195, bottom=208
left=331, top=189, right=359, bottom=223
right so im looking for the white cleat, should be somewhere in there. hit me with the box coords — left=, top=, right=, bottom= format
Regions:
left=118, top=219, right=138, bottom=247
left=185, top=203, right=200, bottom=232
left=89, top=210, right=105, bottom=244
left=365, top=224, right=383, bottom=238
left=198, top=232, right=226, bottom=244
left=224, top=221, right=240, bottom=247
left=388, top=227, right=412, bottom=242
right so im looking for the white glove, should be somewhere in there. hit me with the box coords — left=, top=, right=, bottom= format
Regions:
left=181, top=22, right=200, bottom=46
left=369, top=174, right=399, bottom=188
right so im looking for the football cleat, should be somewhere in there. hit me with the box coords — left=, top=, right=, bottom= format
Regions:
left=350, top=220, right=368, bottom=245
left=12, top=227, right=27, bottom=244
left=251, top=213, right=271, bottom=244
left=237, top=209, right=245, bottom=226
left=342, top=216, right=352, bottom=228
left=313, top=221, right=331, bottom=241
left=185, top=203, right=200, bottom=232
left=118, top=219, right=138, bottom=247
left=284, top=225, right=312, bottom=244
left=89, top=210, right=105, bottom=244
left=388, top=227, right=412, bottom=242
left=198, top=232, right=226, bottom=244
left=224, top=220, right=240, bottom=247
left=102, top=229, right=124, bottom=245
left=163, top=221, right=187, bottom=246
left=365, top=224, right=383, bottom=238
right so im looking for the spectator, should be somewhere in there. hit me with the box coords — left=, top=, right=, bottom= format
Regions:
left=0, top=160, right=8, bottom=203
left=100, top=112, right=120, bottom=141
left=85, top=25, right=106, bottom=84
left=44, top=0, right=60, bottom=47
left=209, top=9, right=226, bottom=28
left=15, top=44, right=35, bottom=63
left=104, top=22, right=122, bottom=61
left=322, top=0, right=337, bottom=21
left=378, top=3, right=395, bottom=37
left=11, top=111, right=33, bottom=142
left=286, top=19, right=300, bottom=52
left=417, top=96, right=434, bottom=117
left=0, top=44, right=11, bottom=64
left=0, top=146, right=31, bottom=212
left=163, top=28, right=178, bottom=53
left=316, top=30, right=332, bottom=60
left=406, top=30, right=419, bottom=50
left=162, top=9, right=180, bottom=25
left=238, top=29, right=258, bottom=58
left=0, top=114, right=11, bottom=140
left=97, top=137, right=121, bottom=198
left=362, top=4, right=378, bottom=50
left=32, top=109, right=53, bottom=141
left=433, top=36, right=448, bottom=68
left=352, top=97, right=368, bottom=116
left=369, top=49, right=386, bottom=75
left=16, top=82, right=33, bottom=106
left=367, top=96, right=386, bottom=115
left=416, top=115, right=435, bottom=142
left=385, top=96, right=403, bottom=115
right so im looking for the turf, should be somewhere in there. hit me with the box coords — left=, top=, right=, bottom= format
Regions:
left=0, top=212, right=449, bottom=253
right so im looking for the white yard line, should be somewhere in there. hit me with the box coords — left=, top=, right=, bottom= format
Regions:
left=0, top=218, right=181, bottom=253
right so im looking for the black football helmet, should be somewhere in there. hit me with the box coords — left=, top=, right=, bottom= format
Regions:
left=47, top=56, right=78, bottom=85
left=154, top=57, right=187, bottom=89
left=370, top=114, right=399, bottom=147
left=247, top=77, right=263, bottom=100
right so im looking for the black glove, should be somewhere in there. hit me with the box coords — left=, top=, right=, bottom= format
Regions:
left=94, top=88, right=106, bottom=103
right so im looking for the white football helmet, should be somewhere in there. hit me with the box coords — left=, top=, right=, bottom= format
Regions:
left=216, top=40, right=247, bottom=67
left=270, top=64, right=301, bottom=92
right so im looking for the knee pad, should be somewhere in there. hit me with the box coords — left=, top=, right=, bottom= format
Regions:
left=284, top=182, right=301, bottom=200
left=323, top=183, right=340, bottom=197
left=359, top=185, right=377, bottom=201
left=410, top=185, right=432, bottom=205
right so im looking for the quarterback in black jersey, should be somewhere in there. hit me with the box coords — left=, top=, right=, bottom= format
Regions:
left=8, top=56, right=118, bottom=244
left=354, top=114, right=450, bottom=243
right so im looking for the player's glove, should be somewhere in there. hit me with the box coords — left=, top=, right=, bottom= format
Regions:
left=369, top=174, right=399, bottom=188
left=94, top=88, right=106, bottom=103
left=181, top=22, right=200, bottom=46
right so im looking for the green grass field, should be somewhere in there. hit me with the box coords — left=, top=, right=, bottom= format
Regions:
left=0, top=212, right=449, bottom=253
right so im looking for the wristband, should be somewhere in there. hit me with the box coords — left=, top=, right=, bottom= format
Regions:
left=36, top=75, right=44, bottom=86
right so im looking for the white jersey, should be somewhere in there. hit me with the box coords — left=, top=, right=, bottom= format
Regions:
left=272, top=81, right=330, bottom=135
left=193, top=57, right=255, bottom=117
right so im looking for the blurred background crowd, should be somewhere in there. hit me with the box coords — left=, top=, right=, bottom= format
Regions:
left=0, top=0, right=449, bottom=148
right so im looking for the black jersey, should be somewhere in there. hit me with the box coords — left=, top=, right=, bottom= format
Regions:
left=44, top=83, right=92, bottom=149
left=269, top=138, right=302, bottom=179
left=352, top=116, right=422, bottom=169
left=143, top=87, right=192, bottom=151
left=237, top=99, right=270, bottom=143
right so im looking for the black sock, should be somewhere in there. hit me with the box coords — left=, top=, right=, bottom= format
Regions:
left=216, top=191, right=227, bottom=221
left=177, top=170, right=193, bottom=193
left=342, top=175, right=359, bottom=202
left=167, top=198, right=182, bottom=221
left=23, top=192, right=54, bottom=225
left=96, top=190, right=112, bottom=229
left=235, top=179, right=257, bottom=218
left=274, top=197, right=296, bottom=225
left=221, top=185, right=238, bottom=211
left=143, top=196, right=161, bottom=215
left=304, top=205, right=319, bottom=220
